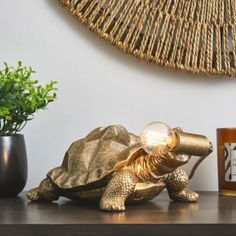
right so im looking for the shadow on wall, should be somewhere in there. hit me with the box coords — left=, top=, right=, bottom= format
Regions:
left=45, top=0, right=235, bottom=86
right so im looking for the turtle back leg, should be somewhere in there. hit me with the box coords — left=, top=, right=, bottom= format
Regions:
left=166, top=168, right=199, bottom=202
left=27, top=177, right=59, bottom=202
left=100, top=169, right=137, bottom=211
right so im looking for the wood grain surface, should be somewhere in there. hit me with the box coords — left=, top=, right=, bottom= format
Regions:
left=0, top=191, right=236, bottom=235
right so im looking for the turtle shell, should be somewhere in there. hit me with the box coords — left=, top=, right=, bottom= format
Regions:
left=47, top=125, right=142, bottom=189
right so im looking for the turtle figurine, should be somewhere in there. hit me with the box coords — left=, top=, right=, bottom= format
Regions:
left=27, top=124, right=212, bottom=211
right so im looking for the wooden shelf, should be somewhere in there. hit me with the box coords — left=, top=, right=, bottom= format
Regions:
left=0, top=191, right=236, bottom=235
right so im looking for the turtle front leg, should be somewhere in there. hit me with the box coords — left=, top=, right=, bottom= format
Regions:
left=100, top=169, right=137, bottom=211
left=27, top=178, right=59, bottom=202
left=166, top=169, right=199, bottom=202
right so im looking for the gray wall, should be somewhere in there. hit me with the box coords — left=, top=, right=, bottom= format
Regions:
left=1, top=0, right=235, bottom=191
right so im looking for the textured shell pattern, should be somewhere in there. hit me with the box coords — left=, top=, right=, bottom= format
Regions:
left=48, top=125, right=141, bottom=189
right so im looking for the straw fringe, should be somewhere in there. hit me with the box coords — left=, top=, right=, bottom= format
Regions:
left=59, top=0, right=236, bottom=76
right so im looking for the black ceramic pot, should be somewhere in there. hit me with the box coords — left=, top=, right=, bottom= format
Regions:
left=0, top=134, right=27, bottom=197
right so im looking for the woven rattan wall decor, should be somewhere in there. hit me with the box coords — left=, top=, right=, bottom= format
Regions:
left=59, top=0, right=236, bottom=76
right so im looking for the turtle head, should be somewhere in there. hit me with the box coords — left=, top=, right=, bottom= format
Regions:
left=170, top=128, right=213, bottom=157
left=140, top=122, right=212, bottom=176
left=155, top=129, right=213, bottom=177
left=141, top=124, right=212, bottom=158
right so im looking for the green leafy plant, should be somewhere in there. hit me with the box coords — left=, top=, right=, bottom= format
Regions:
left=0, top=62, right=58, bottom=135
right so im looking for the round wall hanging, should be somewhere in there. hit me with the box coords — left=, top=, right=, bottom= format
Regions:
left=59, top=0, right=236, bottom=76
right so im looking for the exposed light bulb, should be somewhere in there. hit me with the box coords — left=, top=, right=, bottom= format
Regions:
left=140, top=122, right=176, bottom=156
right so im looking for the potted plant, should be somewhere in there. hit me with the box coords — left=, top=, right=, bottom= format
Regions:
left=0, top=62, right=57, bottom=197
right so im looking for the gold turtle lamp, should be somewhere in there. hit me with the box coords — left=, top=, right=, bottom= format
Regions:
left=27, top=122, right=212, bottom=211
left=58, top=0, right=236, bottom=76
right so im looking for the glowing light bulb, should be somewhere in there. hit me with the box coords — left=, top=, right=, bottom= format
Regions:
left=140, top=122, right=176, bottom=156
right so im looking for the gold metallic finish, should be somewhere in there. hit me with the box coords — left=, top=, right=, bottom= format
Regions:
left=172, top=129, right=213, bottom=180
left=58, top=0, right=236, bottom=76
left=173, top=130, right=212, bottom=156
left=27, top=125, right=212, bottom=211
